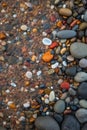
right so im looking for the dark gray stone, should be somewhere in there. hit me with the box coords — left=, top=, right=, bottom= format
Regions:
left=35, top=116, right=60, bottom=130
left=78, top=82, right=87, bottom=99
left=84, top=11, right=87, bottom=22
left=57, top=30, right=76, bottom=39
left=61, top=115, right=80, bottom=130
left=82, top=123, right=87, bottom=130
left=65, top=66, right=76, bottom=76
left=53, top=113, right=63, bottom=123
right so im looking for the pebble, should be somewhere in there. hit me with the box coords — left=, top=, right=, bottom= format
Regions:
left=65, top=66, right=77, bottom=76
left=67, top=55, right=74, bottom=61
left=42, top=38, right=52, bottom=46
left=69, top=88, right=76, bottom=96
left=53, top=113, right=63, bottom=123
left=59, top=8, right=72, bottom=17
left=54, top=100, right=65, bottom=113
left=75, top=108, right=87, bottom=123
left=78, top=82, right=87, bottom=99
left=42, top=51, right=54, bottom=62
left=82, top=123, right=87, bottom=130
left=62, top=115, right=80, bottom=130
left=79, top=100, right=87, bottom=108
left=0, top=127, right=6, bottom=130
left=83, top=11, right=87, bottom=22
left=74, top=72, right=87, bottom=82
left=79, top=58, right=87, bottom=68
left=57, top=30, right=76, bottom=39
left=25, top=71, right=32, bottom=79
left=60, top=81, right=70, bottom=90
left=79, top=22, right=87, bottom=30
left=51, top=62, right=59, bottom=69
left=70, top=42, right=87, bottom=58
left=23, top=102, right=30, bottom=109
left=20, top=25, right=28, bottom=31
left=35, top=116, right=60, bottom=130
left=49, top=91, right=55, bottom=102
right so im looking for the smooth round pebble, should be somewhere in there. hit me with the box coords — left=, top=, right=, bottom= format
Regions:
left=59, top=8, right=72, bottom=17
left=20, top=25, right=28, bottom=31
left=79, top=58, right=87, bottom=68
left=25, top=71, right=32, bottom=79
left=62, top=115, right=80, bottom=130
left=42, top=38, right=52, bottom=45
left=74, top=72, right=87, bottom=82
left=65, top=66, right=77, bottom=76
left=79, top=100, right=87, bottom=108
left=75, top=108, right=87, bottom=123
left=35, top=116, right=60, bottom=130
left=78, top=82, right=87, bottom=99
left=83, top=11, right=87, bottom=22
left=54, top=100, right=65, bottom=113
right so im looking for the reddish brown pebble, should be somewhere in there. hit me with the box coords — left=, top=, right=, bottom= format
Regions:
left=49, top=42, right=58, bottom=49
left=60, top=81, right=70, bottom=90
left=0, top=32, right=6, bottom=40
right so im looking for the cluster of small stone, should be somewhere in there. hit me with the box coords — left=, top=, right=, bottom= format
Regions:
left=0, top=0, right=87, bottom=130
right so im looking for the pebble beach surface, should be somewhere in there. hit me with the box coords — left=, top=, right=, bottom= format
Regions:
left=0, top=0, right=87, bottom=130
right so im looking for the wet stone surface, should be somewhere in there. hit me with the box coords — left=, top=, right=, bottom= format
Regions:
left=0, top=0, right=87, bottom=130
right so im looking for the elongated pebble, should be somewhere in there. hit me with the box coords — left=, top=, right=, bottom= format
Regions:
left=57, top=30, right=76, bottom=39
left=59, top=8, right=72, bottom=17
left=74, top=72, right=87, bottom=82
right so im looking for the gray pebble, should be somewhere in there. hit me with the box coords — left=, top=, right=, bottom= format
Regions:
left=62, top=115, right=80, bottom=130
left=69, top=88, right=76, bottom=96
left=79, top=58, right=87, bottom=68
left=84, top=11, right=87, bottom=22
left=74, top=72, right=87, bottom=82
left=35, top=116, right=60, bottom=130
left=75, top=108, right=87, bottom=123
left=54, top=100, right=65, bottom=113
left=79, top=100, right=87, bottom=108
left=70, top=42, right=87, bottom=58
left=57, top=30, right=76, bottom=39
left=65, top=66, right=77, bottom=76
left=0, top=127, right=6, bottom=130
left=82, top=123, right=87, bottom=130
left=78, top=82, right=87, bottom=99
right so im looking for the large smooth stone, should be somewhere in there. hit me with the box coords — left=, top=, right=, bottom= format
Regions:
left=54, top=100, right=65, bottom=113
left=79, top=58, right=87, bottom=68
left=59, top=8, right=72, bottom=17
left=57, top=30, right=76, bottom=39
left=78, top=82, right=87, bottom=99
left=74, top=72, right=87, bottom=82
left=82, top=123, right=87, bottom=130
left=79, top=100, right=87, bottom=108
left=84, top=11, right=87, bottom=22
left=75, top=108, right=87, bottom=123
left=70, top=42, right=87, bottom=58
left=65, top=66, right=77, bottom=76
left=61, top=115, right=80, bottom=130
left=35, top=116, right=60, bottom=130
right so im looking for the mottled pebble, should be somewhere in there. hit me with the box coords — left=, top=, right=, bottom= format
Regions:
left=20, top=25, right=28, bottom=31
left=74, top=72, right=87, bottom=82
left=35, top=116, right=60, bottom=130
left=62, top=115, right=80, bottom=130
left=75, top=108, right=87, bottom=123
left=70, top=42, right=87, bottom=58
left=79, top=100, right=87, bottom=108
left=78, top=82, right=87, bottom=99
left=65, top=66, right=77, bottom=76
left=57, top=30, right=76, bottom=39
left=54, top=100, right=65, bottom=113
left=79, top=58, right=87, bottom=68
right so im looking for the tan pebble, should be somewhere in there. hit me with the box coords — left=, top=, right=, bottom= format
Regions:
left=60, top=48, right=67, bottom=55
left=79, top=22, right=87, bottom=30
left=0, top=56, right=4, bottom=61
left=67, top=55, right=74, bottom=61
left=20, top=25, right=28, bottom=31
left=59, top=8, right=72, bottom=17
left=0, top=112, right=4, bottom=118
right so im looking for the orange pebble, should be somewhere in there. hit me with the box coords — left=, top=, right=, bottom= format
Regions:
left=32, top=28, right=37, bottom=33
left=56, top=21, right=63, bottom=28
left=0, top=32, right=6, bottom=40
left=22, top=46, right=27, bottom=53
left=42, top=51, right=53, bottom=62
left=9, top=103, right=16, bottom=109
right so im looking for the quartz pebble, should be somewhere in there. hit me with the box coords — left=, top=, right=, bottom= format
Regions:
left=54, top=100, right=65, bottom=113
left=75, top=108, right=87, bottom=123
left=49, top=91, right=55, bottom=102
left=35, top=116, right=60, bottom=130
left=42, top=38, right=52, bottom=45
left=25, top=71, right=32, bottom=79
left=79, top=58, right=87, bottom=68
left=57, top=30, right=76, bottom=39
left=70, top=42, right=87, bottom=58
left=62, top=115, right=80, bottom=130
left=74, top=72, right=87, bottom=82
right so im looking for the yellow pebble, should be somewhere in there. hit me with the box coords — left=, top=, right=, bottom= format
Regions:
left=32, top=28, right=37, bottom=33
left=31, top=55, right=37, bottom=61
left=25, top=81, right=30, bottom=86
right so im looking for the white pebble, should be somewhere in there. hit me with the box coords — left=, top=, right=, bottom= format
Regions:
left=62, top=61, right=67, bottom=66
left=42, top=32, right=47, bottom=36
left=25, top=71, right=32, bottom=79
left=20, top=25, right=28, bottom=31
left=58, top=79, right=63, bottom=84
left=42, top=38, right=52, bottom=46
left=49, top=91, right=55, bottom=102
left=51, top=62, right=59, bottom=69
left=37, top=70, right=42, bottom=76
left=23, top=102, right=30, bottom=108
left=45, top=98, right=49, bottom=104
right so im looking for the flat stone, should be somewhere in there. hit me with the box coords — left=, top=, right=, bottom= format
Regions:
left=20, top=25, right=28, bottom=31
left=59, top=8, right=72, bottom=17
left=74, top=72, right=87, bottom=82
left=61, top=115, right=80, bottom=130
left=42, top=38, right=52, bottom=46
left=65, top=66, right=77, bottom=76
left=70, top=42, right=87, bottom=58
left=79, top=100, right=87, bottom=108
left=82, top=123, right=87, bottom=130
left=57, top=30, right=76, bottom=39
left=84, top=11, right=87, bottom=22
left=79, top=58, right=87, bottom=68
left=78, top=82, right=87, bottom=99
left=54, top=100, right=65, bottom=113
left=75, top=108, right=87, bottom=123
left=35, top=116, right=60, bottom=130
